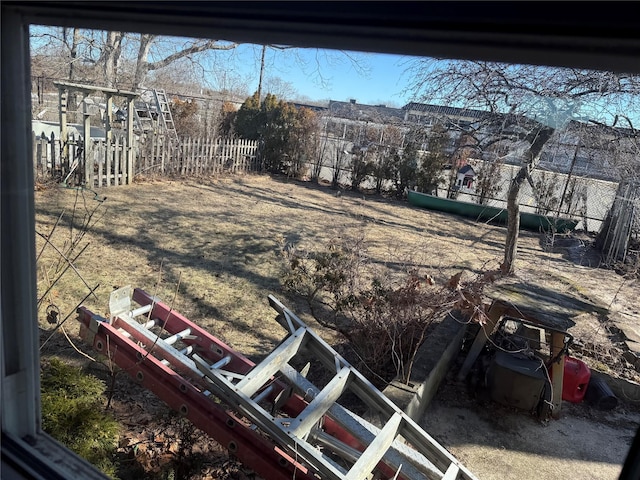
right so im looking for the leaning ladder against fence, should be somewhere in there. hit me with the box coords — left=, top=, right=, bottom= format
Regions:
left=77, top=286, right=478, bottom=480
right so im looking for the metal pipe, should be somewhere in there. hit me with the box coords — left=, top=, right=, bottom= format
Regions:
left=164, top=327, right=191, bottom=345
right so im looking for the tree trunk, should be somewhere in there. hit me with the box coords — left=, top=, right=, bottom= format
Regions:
left=133, top=34, right=154, bottom=91
left=66, top=28, right=81, bottom=122
left=503, top=169, right=526, bottom=274
left=101, top=31, right=124, bottom=88
left=502, top=126, right=555, bottom=274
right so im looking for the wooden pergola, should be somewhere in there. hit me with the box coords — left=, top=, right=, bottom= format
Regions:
left=53, top=80, right=138, bottom=185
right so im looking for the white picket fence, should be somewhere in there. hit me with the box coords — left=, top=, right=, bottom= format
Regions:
left=33, top=132, right=133, bottom=187
left=137, top=133, right=259, bottom=177
left=32, top=132, right=259, bottom=188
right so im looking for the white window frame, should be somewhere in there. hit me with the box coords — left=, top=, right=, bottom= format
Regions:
left=2, top=3, right=639, bottom=479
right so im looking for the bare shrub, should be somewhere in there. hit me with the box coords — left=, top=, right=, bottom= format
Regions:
left=280, top=233, right=492, bottom=383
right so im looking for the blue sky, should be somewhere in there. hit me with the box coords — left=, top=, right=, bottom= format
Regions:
left=205, top=43, right=417, bottom=106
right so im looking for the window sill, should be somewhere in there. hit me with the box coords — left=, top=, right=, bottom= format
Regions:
left=1, top=431, right=108, bottom=480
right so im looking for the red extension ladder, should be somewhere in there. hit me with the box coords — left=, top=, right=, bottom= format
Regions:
left=77, top=286, right=477, bottom=480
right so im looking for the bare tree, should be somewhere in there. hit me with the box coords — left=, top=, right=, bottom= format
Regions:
left=310, top=120, right=330, bottom=182
left=131, top=34, right=237, bottom=91
left=329, top=138, right=351, bottom=189
left=405, top=59, right=640, bottom=274
left=31, top=27, right=239, bottom=91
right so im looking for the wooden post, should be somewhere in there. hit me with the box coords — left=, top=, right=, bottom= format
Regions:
left=127, top=97, right=135, bottom=184
left=59, top=87, right=69, bottom=169
left=106, top=135, right=112, bottom=186
left=105, top=94, right=113, bottom=144
left=33, top=134, right=40, bottom=178
left=96, top=140, right=104, bottom=187
left=550, top=331, right=566, bottom=419
left=114, top=135, right=120, bottom=186
left=83, top=93, right=93, bottom=187
left=49, top=132, right=56, bottom=173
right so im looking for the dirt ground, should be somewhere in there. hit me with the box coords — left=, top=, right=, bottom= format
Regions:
left=422, top=376, right=640, bottom=480
left=34, top=173, right=640, bottom=479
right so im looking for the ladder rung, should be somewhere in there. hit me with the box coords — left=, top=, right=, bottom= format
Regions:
left=210, top=355, right=232, bottom=369
left=130, top=304, right=153, bottom=318
left=443, top=463, right=460, bottom=480
left=195, top=354, right=245, bottom=381
left=235, top=328, right=307, bottom=397
left=310, top=428, right=362, bottom=464
left=161, top=345, right=195, bottom=366
left=344, top=412, right=403, bottom=480
left=291, top=366, right=351, bottom=438
left=140, top=319, right=158, bottom=330
left=252, top=384, right=275, bottom=404
left=164, top=328, right=191, bottom=345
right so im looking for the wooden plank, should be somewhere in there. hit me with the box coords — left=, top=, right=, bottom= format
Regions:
left=344, top=412, right=402, bottom=480
left=96, top=140, right=104, bottom=187
left=550, top=331, right=565, bottom=418
left=127, top=97, right=134, bottom=185
left=114, top=135, right=121, bottom=186
left=50, top=133, right=57, bottom=173
left=160, top=133, right=167, bottom=174
left=34, top=135, right=42, bottom=178
left=83, top=103, right=92, bottom=187
left=233, top=138, right=240, bottom=173
left=190, top=137, right=195, bottom=175
left=485, top=281, right=607, bottom=330
left=182, top=137, right=188, bottom=176
left=197, top=136, right=200, bottom=176
left=204, top=136, right=210, bottom=174
left=106, top=138, right=112, bottom=186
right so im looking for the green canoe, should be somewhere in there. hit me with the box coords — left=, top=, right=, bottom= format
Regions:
left=407, top=190, right=579, bottom=233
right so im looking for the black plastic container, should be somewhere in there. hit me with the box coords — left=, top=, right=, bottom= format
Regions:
left=487, top=351, right=546, bottom=411
left=585, top=375, right=618, bottom=410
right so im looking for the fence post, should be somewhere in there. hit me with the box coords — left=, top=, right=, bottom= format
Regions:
left=83, top=96, right=93, bottom=187
left=106, top=137, right=112, bottom=187
left=32, top=133, right=39, bottom=179
left=127, top=97, right=134, bottom=185
left=114, top=135, right=121, bottom=186
left=213, top=138, right=219, bottom=174
left=204, top=136, right=212, bottom=174
left=96, top=140, right=104, bottom=187
left=50, top=132, right=57, bottom=176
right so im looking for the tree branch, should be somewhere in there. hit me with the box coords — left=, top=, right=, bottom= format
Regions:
left=146, top=40, right=238, bottom=72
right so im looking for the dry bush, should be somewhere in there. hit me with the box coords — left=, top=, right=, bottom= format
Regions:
left=280, top=233, right=493, bottom=383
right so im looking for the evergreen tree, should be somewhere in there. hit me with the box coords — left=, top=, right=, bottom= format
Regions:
left=234, top=92, right=262, bottom=139
left=415, top=123, right=449, bottom=195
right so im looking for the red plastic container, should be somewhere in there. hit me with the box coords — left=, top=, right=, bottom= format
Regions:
left=562, top=356, right=591, bottom=403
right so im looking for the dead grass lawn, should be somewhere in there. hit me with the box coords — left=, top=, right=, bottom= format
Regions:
left=33, top=173, right=639, bottom=477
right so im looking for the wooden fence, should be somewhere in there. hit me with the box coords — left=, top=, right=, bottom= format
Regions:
left=33, top=132, right=133, bottom=187
left=137, top=133, right=259, bottom=177
left=32, top=132, right=259, bottom=188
